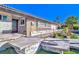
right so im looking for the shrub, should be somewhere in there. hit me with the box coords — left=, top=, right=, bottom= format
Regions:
left=70, top=34, right=79, bottom=39
left=73, top=24, right=79, bottom=30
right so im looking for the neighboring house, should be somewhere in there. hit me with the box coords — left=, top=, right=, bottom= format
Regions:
left=51, top=23, right=60, bottom=30
left=0, top=5, right=59, bottom=37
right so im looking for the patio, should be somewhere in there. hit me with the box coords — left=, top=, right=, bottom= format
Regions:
left=0, top=33, right=43, bottom=54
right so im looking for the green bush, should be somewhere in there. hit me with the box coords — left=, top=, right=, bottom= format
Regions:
left=73, top=24, right=79, bottom=30
left=71, top=34, right=79, bottom=39
left=54, top=32, right=66, bottom=39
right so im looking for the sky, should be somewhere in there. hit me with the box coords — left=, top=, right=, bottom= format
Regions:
left=6, top=4, right=79, bottom=23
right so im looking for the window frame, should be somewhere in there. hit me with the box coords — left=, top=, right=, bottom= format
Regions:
left=20, top=19, right=25, bottom=26
left=2, top=15, right=8, bottom=21
left=0, top=14, right=8, bottom=21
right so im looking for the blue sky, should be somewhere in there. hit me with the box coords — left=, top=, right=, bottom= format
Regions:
left=6, top=4, right=79, bottom=23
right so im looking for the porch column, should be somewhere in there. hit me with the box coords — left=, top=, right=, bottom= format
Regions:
left=26, top=19, right=31, bottom=37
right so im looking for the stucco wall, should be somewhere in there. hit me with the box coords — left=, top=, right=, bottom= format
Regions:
left=51, top=24, right=58, bottom=31
left=26, top=19, right=31, bottom=37
left=0, top=11, right=12, bottom=33
left=0, top=22, right=12, bottom=33
left=30, top=20, right=53, bottom=36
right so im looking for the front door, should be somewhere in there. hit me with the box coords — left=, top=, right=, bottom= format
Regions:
left=12, top=19, right=18, bottom=33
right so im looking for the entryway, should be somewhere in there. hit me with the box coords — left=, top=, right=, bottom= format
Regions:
left=12, top=19, right=18, bottom=33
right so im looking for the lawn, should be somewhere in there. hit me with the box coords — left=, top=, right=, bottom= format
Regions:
left=64, top=48, right=79, bottom=54
left=36, top=49, right=59, bottom=54
left=64, top=51, right=77, bottom=54
left=36, top=48, right=79, bottom=54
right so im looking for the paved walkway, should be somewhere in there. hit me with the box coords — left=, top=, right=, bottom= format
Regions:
left=70, top=40, right=79, bottom=49
left=0, top=33, right=44, bottom=53
left=41, top=38, right=70, bottom=54
left=0, top=33, right=25, bottom=41
left=9, top=37, right=43, bottom=50
left=0, top=33, right=70, bottom=54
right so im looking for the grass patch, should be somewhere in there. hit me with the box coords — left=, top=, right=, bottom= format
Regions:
left=64, top=48, right=79, bottom=54
left=36, top=49, right=59, bottom=54
left=64, top=51, right=77, bottom=54
left=36, top=48, right=79, bottom=54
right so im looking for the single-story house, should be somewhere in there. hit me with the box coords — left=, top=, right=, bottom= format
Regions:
left=0, top=5, right=59, bottom=37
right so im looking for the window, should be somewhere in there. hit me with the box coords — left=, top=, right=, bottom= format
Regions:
left=0, top=15, right=8, bottom=21
left=0, top=15, right=2, bottom=20
left=31, top=22, right=36, bottom=26
left=45, top=23, right=47, bottom=27
left=21, top=20, right=25, bottom=25
left=36, top=21, right=38, bottom=26
left=3, top=15, right=8, bottom=21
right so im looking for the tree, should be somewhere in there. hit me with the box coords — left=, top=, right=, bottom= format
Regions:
left=54, top=16, right=61, bottom=24
left=65, top=16, right=78, bottom=25
left=65, top=16, right=78, bottom=29
left=63, top=16, right=78, bottom=38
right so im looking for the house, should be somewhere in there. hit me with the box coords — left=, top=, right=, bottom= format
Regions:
left=0, top=5, right=59, bottom=37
